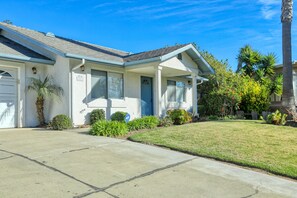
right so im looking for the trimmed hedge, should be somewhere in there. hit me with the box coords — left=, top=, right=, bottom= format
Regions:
left=127, top=116, right=159, bottom=131
left=90, top=120, right=128, bottom=137
left=50, top=114, right=72, bottom=130
left=90, top=109, right=105, bottom=125
left=111, top=111, right=128, bottom=122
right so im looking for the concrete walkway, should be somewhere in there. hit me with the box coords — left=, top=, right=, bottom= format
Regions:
left=0, top=128, right=296, bottom=198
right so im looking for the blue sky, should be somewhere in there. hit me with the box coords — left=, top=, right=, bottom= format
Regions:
left=1, top=0, right=296, bottom=70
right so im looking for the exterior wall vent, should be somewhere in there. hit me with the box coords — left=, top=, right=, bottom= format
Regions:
left=177, top=53, right=182, bottom=60
left=46, top=32, right=55, bottom=38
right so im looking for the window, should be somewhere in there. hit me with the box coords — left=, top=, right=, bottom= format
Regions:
left=0, top=70, right=12, bottom=77
left=167, top=80, right=186, bottom=102
left=108, top=72, right=123, bottom=99
left=91, top=69, right=123, bottom=99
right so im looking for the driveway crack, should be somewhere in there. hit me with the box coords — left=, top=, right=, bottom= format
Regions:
left=241, top=187, right=259, bottom=198
left=0, top=155, right=14, bottom=160
left=0, top=148, right=100, bottom=191
left=75, top=157, right=196, bottom=198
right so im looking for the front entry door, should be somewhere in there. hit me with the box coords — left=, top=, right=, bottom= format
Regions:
left=141, top=76, right=153, bottom=116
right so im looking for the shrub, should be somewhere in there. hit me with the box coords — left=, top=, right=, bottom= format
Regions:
left=90, top=109, right=105, bottom=125
left=50, top=114, right=72, bottom=130
left=208, top=115, right=219, bottom=120
left=111, top=111, right=128, bottom=122
left=167, top=109, right=192, bottom=125
left=158, top=116, right=173, bottom=127
left=239, top=77, right=270, bottom=114
left=90, top=120, right=128, bottom=137
left=127, top=116, right=159, bottom=131
left=265, top=110, right=287, bottom=126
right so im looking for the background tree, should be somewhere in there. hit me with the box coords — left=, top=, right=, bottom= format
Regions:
left=281, top=0, right=296, bottom=112
left=2, top=20, right=12, bottom=24
left=28, top=76, right=63, bottom=126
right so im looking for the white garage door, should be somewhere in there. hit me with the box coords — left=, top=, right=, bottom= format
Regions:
left=0, top=69, right=17, bottom=128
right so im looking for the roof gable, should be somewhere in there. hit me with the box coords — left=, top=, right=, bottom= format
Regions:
left=124, top=44, right=188, bottom=62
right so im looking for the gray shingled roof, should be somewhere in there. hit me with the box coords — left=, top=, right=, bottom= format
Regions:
left=0, top=22, right=129, bottom=63
left=0, top=35, right=50, bottom=60
left=124, top=44, right=189, bottom=62
left=0, top=23, right=191, bottom=64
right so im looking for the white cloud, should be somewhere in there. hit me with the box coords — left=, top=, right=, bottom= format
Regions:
left=258, top=0, right=280, bottom=19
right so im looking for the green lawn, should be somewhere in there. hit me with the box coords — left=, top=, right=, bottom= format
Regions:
left=128, top=120, right=297, bottom=179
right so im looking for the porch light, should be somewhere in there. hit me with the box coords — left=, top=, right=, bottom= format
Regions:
left=32, top=67, right=37, bottom=74
left=188, top=80, right=192, bottom=86
left=80, top=65, right=85, bottom=72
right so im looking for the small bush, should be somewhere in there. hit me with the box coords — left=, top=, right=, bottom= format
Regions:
left=90, top=120, right=128, bottom=137
left=90, top=109, right=105, bottom=125
left=158, top=116, right=173, bottom=127
left=127, top=116, right=159, bottom=131
left=167, top=109, right=192, bottom=125
left=265, top=110, right=287, bottom=126
left=111, top=111, right=128, bottom=122
left=50, top=114, right=72, bottom=130
left=208, top=115, right=219, bottom=120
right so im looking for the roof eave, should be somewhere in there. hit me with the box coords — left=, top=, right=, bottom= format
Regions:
left=0, top=53, right=55, bottom=65
left=65, top=53, right=124, bottom=66
left=0, top=24, right=65, bottom=57
left=124, top=56, right=161, bottom=66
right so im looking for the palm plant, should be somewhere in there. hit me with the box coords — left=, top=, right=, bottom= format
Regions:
left=259, top=53, right=277, bottom=77
left=237, top=45, right=261, bottom=76
left=281, top=0, right=296, bottom=112
left=28, top=76, right=63, bottom=126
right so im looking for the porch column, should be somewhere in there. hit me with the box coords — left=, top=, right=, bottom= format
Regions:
left=155, top=66, right=162, bottom=117
left=192, top=74, right=198, bottom=116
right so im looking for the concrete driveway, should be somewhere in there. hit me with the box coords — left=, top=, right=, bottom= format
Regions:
left=0, top=128, right=296, bottom=198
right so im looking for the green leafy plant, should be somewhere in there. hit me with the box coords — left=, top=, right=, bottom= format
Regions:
left=90, top=109, right=105, bottom=125
left=127, top=116, right=159, bottom=131
left=110, top=111, right=128, bottom=122
left=27, top=76, right=63, bottom=126
left=265, top=110, right=287, bottom=125
left=240, top=76, right=270, bottom=114
left=90, top=120, right=128, bottom=137
left=167, top=109, right=192, bottom=125
left=208, top=115, right=219, bottom=120
left=50, top=114, right=72, bottom=130
left=158, top=116, right=173, bottom=127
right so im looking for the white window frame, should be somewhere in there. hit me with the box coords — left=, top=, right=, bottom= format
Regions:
left=90, top=69, right=124, bottom=100
left=167, top=80, right=186, bottom=103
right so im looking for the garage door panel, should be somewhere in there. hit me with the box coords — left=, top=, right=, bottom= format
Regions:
left=0, top=99, right=16, bottom=128
left=0, top=68, right=17, bottom=128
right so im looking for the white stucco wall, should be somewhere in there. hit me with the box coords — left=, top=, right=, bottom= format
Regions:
left=24, top=56, right=70, bottom=127
left=25, top=62, right=47, bottom=127
left=293, top=68, right=297, bottom=104
left=71, top=61, right=195, bottom=125
left=1, top=54, right=198, bottom=127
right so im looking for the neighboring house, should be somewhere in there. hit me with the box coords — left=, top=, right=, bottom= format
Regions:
left=271, top=61, right=297, bottom=107
left=0, top=22, right=214, bottom=128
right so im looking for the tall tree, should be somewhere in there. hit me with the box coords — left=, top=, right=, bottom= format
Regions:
left=28, top=76, right=63, bottom=126
left=281, top=0, right=296, bottom=112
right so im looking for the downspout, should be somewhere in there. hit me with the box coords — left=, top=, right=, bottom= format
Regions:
left=70, top=59, right=85, bottom=125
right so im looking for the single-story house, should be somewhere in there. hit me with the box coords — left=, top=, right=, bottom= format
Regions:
left=270, top=61, right=297, bottom=107
left=0, top=22, right=214, bottom=128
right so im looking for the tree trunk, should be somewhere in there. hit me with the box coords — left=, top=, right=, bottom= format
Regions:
left=36, top=97, right=45, bottom=126
left=281, top=0, right=296, bottom=114
left=282, top=21, right=296, bottom=112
